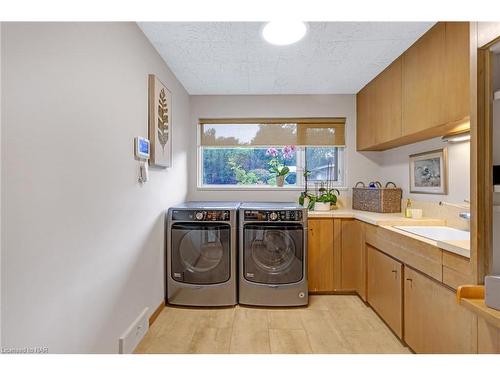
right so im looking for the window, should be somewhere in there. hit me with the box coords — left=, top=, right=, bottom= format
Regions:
left=198, top=118, right=346, bottom=189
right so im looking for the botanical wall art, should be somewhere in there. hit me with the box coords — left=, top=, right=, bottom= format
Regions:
left=409, top=148, right=448, bottom=194
left=148, top=74, right=172, bottom=168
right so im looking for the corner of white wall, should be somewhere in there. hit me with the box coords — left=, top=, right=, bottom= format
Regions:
left=379, top=137, right=470, bottom=204
left=1, top=22, right=190, bottom=353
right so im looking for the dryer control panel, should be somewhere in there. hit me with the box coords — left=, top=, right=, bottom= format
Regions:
left=172, top=210, right=231, bottom=221
left=243, top=210, right=303, bottom=222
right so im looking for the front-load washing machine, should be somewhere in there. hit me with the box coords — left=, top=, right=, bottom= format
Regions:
left=239, top=202, right=308, bottom=306
left=166, top=201, right=240, bottom=306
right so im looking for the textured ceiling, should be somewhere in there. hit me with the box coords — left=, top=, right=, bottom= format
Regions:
left=138, top=22, right=435, bottom=95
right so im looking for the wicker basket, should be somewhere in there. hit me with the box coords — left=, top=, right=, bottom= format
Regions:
left=352, top=182, right=402, bottom=213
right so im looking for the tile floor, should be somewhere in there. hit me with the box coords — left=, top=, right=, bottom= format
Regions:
left=134, top=295, right=412, bottom=354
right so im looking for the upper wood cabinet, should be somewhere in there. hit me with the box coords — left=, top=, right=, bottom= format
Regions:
left=356, top=58, right=402, bottom=150
left=356, top=79, right=377, bottom=150
left=374, top=57, right=403, bottom=145
left=445, top=22, right=470, bottom=124
left=356, top=22, right=470, bottom=151
left=402, top=23, right=447, bottom=136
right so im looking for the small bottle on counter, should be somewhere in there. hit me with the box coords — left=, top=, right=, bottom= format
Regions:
left=405, top=199, right=412, bottom=218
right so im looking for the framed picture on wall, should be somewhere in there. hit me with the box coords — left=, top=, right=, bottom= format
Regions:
left=409, top=148, right=448, bottom=194
left=148, top=74, right=172, bottom=168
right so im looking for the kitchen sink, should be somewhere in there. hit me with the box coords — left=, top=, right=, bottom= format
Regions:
left=393, top=226, right=470, bottom=242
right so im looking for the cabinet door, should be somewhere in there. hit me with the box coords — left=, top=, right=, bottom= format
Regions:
left=367, top=245, right=403, bottom=338
left=374, top=57, right=403, bottom=145
left=478, top=317, right=500, bottom=354
left=402, top=23, right=447, bottom=136
left=356, top=80, right=376, bottom=150
left=404, top=267, right=476, bottom=353
left=341, top=219, right=363, bottom=293
left=307, top=219, right=334, bottom=292
left=445, top=22, right=470, bottom=124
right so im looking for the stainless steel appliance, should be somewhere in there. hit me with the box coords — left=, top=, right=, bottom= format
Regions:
left=239, top=202, right=308, bottom=306
left=167, top=202, right=240, bottom=306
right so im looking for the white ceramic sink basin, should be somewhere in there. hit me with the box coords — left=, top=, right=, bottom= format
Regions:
left=393, top=226, right=470, bottom=242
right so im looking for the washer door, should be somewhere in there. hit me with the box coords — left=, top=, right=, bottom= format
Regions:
left=171, top=223, right=231, bottom=284
left=243, top=223, right=304, bottom=284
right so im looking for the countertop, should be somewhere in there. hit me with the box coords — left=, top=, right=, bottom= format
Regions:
left=307, top=209, right=470, bottom=258
left=457, top=285, right=500, bottom=329
left=307, top=208, right=445, bottom=226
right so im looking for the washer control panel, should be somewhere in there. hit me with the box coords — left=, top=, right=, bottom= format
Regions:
left=172, top=210, right=231, bottom=221
left=243, top=210, right=303, bottom=222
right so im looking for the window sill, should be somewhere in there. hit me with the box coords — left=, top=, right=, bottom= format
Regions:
left=197, top=185, right=349, bottom=192
left=197, top=185, right=303, bottom=191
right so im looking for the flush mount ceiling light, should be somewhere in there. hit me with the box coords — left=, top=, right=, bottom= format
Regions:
left=262, top=21, right=307, bottom=46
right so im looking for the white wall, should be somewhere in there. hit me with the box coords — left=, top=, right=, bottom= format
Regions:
left=378, top=137, right=470, bottom=204
left=1, top=23, right=190, bottom=353
left=188, top=95, right=383, bottom=203
left=188, top=94, right=469, bottom=205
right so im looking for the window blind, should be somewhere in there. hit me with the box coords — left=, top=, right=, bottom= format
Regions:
left=198, top=118, right=346, bottom=147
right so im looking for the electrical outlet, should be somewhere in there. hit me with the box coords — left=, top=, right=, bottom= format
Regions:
left=119, top=307, right=149, bottom=354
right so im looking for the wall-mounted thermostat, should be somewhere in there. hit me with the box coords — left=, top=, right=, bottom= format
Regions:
left=135, top=137, right=150, bottom=160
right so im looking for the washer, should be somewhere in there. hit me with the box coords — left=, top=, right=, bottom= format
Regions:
left=167, top=201, right=240, bottom=306
left=239, top=202, right=308, bottom=306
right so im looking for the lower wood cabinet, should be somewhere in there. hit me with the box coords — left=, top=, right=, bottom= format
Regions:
left=308, top=217, right=478, bottom=353
left=367, top=245, right=403, bottom=338
left=404, top=267, right=476, bottom=353
left=478, top=316, right=500, bottom=353
left=307, top=218, right=335, bottom=292
left=308, top=218, right=364, bottom=294
left=340, top=219, right=364, bottom=294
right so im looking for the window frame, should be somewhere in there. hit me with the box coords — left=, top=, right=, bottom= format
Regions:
left=196, top=119, right=347, bottom=191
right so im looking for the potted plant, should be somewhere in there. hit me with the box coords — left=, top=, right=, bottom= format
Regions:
left=305, top=188, right=340, bottom=211
left=273, top=166, right=290, bottom=187
left=267, top=146, right=295, bottom=187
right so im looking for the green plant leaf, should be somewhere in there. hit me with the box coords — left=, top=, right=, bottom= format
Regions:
left=298, top=192, right=305, bottom=205
left=279, top=166, right=290, bottom=176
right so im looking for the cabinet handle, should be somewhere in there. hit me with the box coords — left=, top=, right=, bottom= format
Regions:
left=406, top=278, right=413, bottom=287
left=392, top=269, right=398, bottom=279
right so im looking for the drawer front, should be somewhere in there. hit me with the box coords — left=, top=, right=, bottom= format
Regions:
left=365, top=225, right=443, bottom=281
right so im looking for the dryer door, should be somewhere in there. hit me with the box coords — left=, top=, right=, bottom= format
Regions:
left=171, top=223, right=231, bottom=284
left=243, top=223, right=304, bottom=284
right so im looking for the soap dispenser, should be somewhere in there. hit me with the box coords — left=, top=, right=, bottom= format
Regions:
left=405, top=199, right=412, bottom=218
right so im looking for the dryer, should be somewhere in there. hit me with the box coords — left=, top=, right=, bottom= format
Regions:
left=166, top=202, right=240, bottom=306
left=239, top=202, right=308, bottom=306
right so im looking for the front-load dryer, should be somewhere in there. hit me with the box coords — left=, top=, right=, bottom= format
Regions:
left=166, top=201, right=240, bottom=306
left=239, top=202, right=308, bottom=307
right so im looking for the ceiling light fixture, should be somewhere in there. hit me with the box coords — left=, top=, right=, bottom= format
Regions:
left=262, top=21, right=307, bottom=46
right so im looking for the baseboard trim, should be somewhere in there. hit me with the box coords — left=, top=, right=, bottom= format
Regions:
left=309, top=291, right=357, bottom=295
left=149, top=300, right=165, bottom=326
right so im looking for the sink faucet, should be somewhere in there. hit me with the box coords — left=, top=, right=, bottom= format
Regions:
left=459, top=212, right=471, bottom=220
